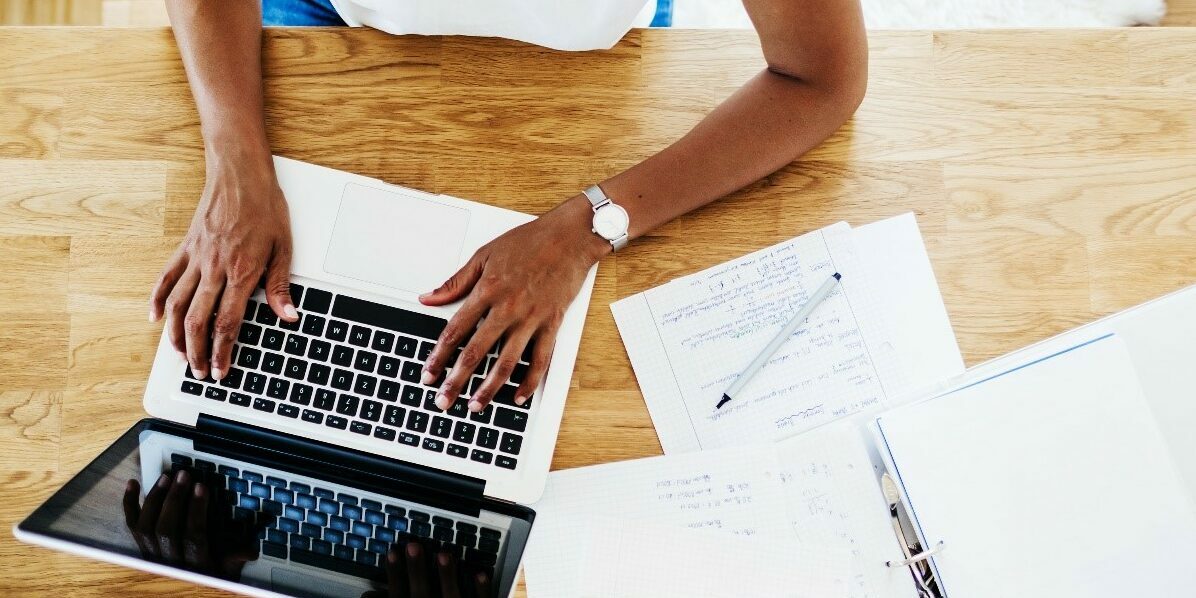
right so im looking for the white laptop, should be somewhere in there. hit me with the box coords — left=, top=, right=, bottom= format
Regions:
left=15, top=156, right=597, bottom=597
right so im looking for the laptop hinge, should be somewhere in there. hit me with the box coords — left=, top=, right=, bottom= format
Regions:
left=195, top=414, right=485, bottom=517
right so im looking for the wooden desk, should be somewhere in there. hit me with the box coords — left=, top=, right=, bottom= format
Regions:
left=2, top=26, right=1195, bottom=596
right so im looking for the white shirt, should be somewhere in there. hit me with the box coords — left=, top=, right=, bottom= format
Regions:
left=328, top=0, right=657, bottom=51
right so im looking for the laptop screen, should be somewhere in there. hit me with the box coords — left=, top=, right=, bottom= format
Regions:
left=17, top=419, right=530, bottom=598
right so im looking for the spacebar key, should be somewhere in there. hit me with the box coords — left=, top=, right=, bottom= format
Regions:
left=290, top=547, right=385, bottom=581
left=332, top=295, right=447, bottom=341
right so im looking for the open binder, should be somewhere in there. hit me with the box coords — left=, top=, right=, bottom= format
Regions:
left=868, top=286, right=1196, bottom=598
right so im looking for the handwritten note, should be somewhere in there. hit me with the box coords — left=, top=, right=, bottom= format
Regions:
left=613, top=221, right=903, bottom=454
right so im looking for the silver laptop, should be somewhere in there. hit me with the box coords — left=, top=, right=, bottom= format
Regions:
left=16, top=156, right=598, bottom=597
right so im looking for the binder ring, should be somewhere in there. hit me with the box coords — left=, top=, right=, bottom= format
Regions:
left=886, top=541, right=945, bottom=568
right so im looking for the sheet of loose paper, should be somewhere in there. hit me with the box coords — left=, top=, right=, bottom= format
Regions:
left=611, top=221, right=901, bottom=454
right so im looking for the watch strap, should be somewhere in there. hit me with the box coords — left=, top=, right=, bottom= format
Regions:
left=582, top=184, right=609, bottom=210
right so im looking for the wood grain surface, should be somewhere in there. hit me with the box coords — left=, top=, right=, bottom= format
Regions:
left=2, top=26, right=1196, bottom=597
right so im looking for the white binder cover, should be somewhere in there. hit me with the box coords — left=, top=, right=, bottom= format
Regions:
left=876, top=334, right=1196, bottom=598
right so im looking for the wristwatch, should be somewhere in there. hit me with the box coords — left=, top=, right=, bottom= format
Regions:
left=583, top=184, right=629, bottom=252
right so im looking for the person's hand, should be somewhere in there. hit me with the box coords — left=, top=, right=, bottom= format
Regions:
left=419, top=196, right=609, bottom=412
left=149, top=156, right=296, bottom=381
left=363, top=541, right=492, bottom=598
left=123, top=470, right=258, bottom=579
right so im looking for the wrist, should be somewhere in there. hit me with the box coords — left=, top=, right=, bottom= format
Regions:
left=547, top=194, right=614, bottom=265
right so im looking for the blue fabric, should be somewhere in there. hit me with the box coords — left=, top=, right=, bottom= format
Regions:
left=650, top=0, right=674, bottom=27
left=262, top=0, right=346, bottom=26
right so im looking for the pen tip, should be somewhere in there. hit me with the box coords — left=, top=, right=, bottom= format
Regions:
left=833, top=272, right=842, bottom=280
left=716, top=395, right=731, bottom=409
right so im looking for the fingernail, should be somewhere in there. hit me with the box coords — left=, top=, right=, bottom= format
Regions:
left=283, top=304, right=298, bottom=320
left=468, top=400, right=483, bottom=413
left=388, top=549, right=399, bottom=564
left=436, top=393, right=452, bottom=410
left=148, top=310, right=157, bottom=323
left=418, top=292, right=432, bottom=300
left=212, top=367, right=225, bottom=381
left=194, top=484, right=205, bottom=498
left=156, top=473, right=170, bottom=488
left=175, top=469, right=188, bottom=483
left=514, top=394, right=527, bottom=406
left=421, top=370, right=436, bottom=385
left=437, top=552, right=450, bottom=566
left=176, top=351, right=186, bottom=361
left=407, top=542, right=421, bottom=557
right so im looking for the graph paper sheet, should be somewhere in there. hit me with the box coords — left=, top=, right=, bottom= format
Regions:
left=611, top=214, right=962, bottom=454
left=523, top=423, right=918, bottom=598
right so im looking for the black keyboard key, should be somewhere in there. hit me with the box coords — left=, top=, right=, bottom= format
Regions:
left=431, top=416, right=452, bottom=438
left=433, top=525, right=455, bottom=542
left=284, top=357, right=307, bottom=380
left=302, top=314, right=326, bottom=337
left=266, top=528, right=286, bottom=545
left=477, top=536, right=501, bottom=554
left=452, top=421, right=476, bottom=444
left=238, top=322, right=263, bottom=346
left=291, top=546, right=385, bottom=582
left=331, top=368, right=354, bottom=391
left=398, top=432, right=420, bottom=446
left=336, top=394, right=360, bottom=417
left=284, top=334, right=308, bottom=356
left=422, top=437, right=444, bottom=452
left=510, top=363, right=529, bottom=384
left=326, top=320, right=349, bottom=342
left=170, top=453, right=192, bottom=467
left=288, top=283, right=304, bottom=306
left=493, top=384, right=529, bottom=409
left=388, top=515, right=409, bottom=532
left=312, top=539, right=332, bottom=555
left=348, top=325, right=371, bottom=348
left=262, top=541, right=287, bottom=559
left=411, top=520, right=432, bottom=538
left=424, top=394, right=444, bottom=414
left=455, top=521, right=477, bottom=534
left=256, top=303, right=278, bottom=326
left=354, top=374, right=377, bottom=397
left=308, top=363, right=331, bottom=386
left=302, top=408, right=324, bottom=424
left=361, top=498, right=382, bottom=511
left=495, top=455, right=517, bottom=470
left=373, top=426, right=396, bottom=441
left=244, top=373, right=267, bottom=394
left=253, top=397, right=276, bottom=413
left=376, top=356, right=400, bottom=379
left=250, top=483, right=271, bottom=499
left=354, top=350, right=377, bottom=373
left=277, top=517, right=300, bottom=533
left=360, top=399, right=382, bottom=422
left=349, top=421, right=371, bottom=435
left=367, top=539, right=387, bottom=555
left=329, top=514, right=349, bottom=530
left=456, top=532, right=477, bottom=548
left=400, top=384, right=423, bottom=406
left=280, top=311, right=301, bottom=332
left=278, top=403, right=300, bottom=418
left=384, top=405, right=405, bottom=426
left=238, top=346, right=262, bottom=370
left=332, top=345, right=354, bottom=367
left=243, top=299, right=258, bottom=322
left=500, top=432, right=523, bottom=455
left=263, top=499, right=283, bottom=516
left=332, top=295, right=447, bottom=341
left=386, top=505, right=406, bottom=517
left=371, top=331, right=395, bottom=353
left=446, top=443, right=467, bottom=458
left=470, top=403, right=494, bottom=424
left=493, top=407, right=528, bottom=432
left=378, top=379, right=400, bottom=402
left=275, top=488, right=295, bottom=505
left=308, top=339, right=331, bottom=362
left=325, top=415, right=348, bottom=429
left=400, top=361, right=423, bottom=383
left=218, top=464, right=238, bottom=477
left=302, top=288, right=333, bottom=314
left=181, top=381, right=202, bottom=395
left=418, top=341, right=435, bottom=361
left=218, top=367, right=244, bottom=389
left=476, top=427, right=499, bottom=449
left=470, top=449, right=493, bottom=464
left=395, top=336, right=418, bottom=358
left=317, top=500, right=338, bottom=516
left=356, top=550, right=378, bottom=567
left=290, top=383, right=313, bottom=405
left=446, top=399, right=469, bottom=418
left=261, top=351, right=285, bottom=374
left=406, top=411, right=429, bottom=433
left=314, top=388, right=336, bottom=410
left=230, top=392, right=252, bottom=406
left=290, top=482, right=311, bottom=494
left=266, top=377, right=289, bottom=400
left=409, top=511, right=430, bottom=523
left=364, top=509, right=385, bottom=526
left=262, top=328, right=285, bottom=351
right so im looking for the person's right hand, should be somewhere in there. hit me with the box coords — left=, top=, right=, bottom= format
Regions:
left=364, top=541, right=493, bottom=598
left=149, top=157, right=296, bottom=381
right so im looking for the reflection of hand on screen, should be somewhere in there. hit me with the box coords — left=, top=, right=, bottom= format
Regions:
left=123, top=469, right=258, bottom=580
left=361, top=540, right=492, bottom=598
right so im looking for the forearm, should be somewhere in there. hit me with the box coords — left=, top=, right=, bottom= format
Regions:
left=166, top=0, right=271, bottom=169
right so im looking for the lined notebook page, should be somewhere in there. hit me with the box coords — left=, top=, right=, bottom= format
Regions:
left=576, top=516, right=848, bottom=598
left=523, top=446, right=803, bottom=597
left=612, top=221, right=901, bottom=453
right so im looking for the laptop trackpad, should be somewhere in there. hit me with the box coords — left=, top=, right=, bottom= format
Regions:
left=324, top=183, right=471, bottom=294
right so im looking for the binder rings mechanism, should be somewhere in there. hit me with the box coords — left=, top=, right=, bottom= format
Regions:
left=882, top=473, right=945, bottom=598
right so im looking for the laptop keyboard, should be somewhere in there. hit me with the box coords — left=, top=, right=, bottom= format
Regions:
left=169, top=452, right=504, bottom=582
left=179, top=283, right=531, bottom=470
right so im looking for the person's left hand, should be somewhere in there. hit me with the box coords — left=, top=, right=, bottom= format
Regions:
left=419, top=196, right=609, bottom=413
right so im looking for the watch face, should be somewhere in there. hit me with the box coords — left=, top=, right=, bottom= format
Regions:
left=592, top=204, right=629, bottom=240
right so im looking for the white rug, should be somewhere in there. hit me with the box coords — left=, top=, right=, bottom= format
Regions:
left=669, top=0, right=1166, bottom=28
